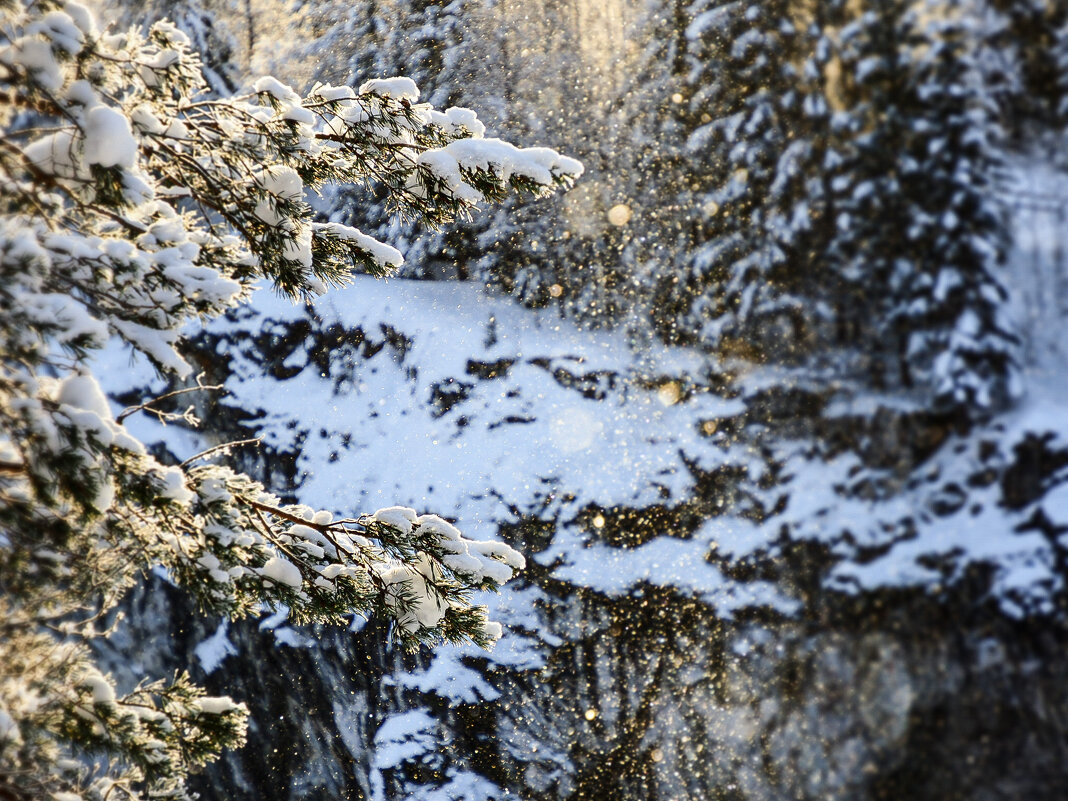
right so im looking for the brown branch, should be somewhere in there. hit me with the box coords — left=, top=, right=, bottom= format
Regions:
left=242, top=497, right=328, bottom=531
left=117, top=380, right=224, bottom=424
left=240, top=497, right=370, bottom=560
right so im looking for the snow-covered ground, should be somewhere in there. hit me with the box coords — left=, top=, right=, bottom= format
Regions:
left=98, top=162, right=1068, bottom=709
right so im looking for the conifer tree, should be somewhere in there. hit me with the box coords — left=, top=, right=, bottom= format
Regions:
left=1057, top=17, right=1068, bottom=122
left=833, top=0, right=1017, bottom=410
left=0, top=2, right=580, bottom=798
left=982, top=0, right=1068, bottom=132
left=677, top=0, right=826, bottom=362
left=610, top=0, right=701, bottom=344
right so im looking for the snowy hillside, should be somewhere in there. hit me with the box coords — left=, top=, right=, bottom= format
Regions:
left=120, top=208, right=1068, bottom=631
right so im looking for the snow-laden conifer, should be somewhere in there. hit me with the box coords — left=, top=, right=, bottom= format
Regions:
left=677, top=0, right=830, bottom=360
left=0, top=1, right=580, bottom=798
left=833, top=0, right=1018, bottom=411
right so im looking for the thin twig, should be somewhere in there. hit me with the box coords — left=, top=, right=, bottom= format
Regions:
left=180, top=436, right=263, bottom=467
left=117, top=380, right=224, bottom=423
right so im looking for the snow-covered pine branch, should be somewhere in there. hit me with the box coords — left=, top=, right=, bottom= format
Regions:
left=0, top=1, right=580, bottom=798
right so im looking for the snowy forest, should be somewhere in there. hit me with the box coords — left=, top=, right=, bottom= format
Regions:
left=4, top=0, right=1068, bottom=799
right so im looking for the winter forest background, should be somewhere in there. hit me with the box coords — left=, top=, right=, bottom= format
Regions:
left=9, top=0, right=1068, bottom=798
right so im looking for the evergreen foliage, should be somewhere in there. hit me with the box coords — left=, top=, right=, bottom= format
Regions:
left=983, top=0, right=1068, bottom=131
left=832, top=0, right=1018, bottom=410
left=665, top=0, right=1018, bottom=412
left=0, top=1, right=580, bottom=798
left=675, top=0, right=826, bottom=361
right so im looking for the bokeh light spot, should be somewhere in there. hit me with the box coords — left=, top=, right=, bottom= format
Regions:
left=607, top=203, right=632, bottom=227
